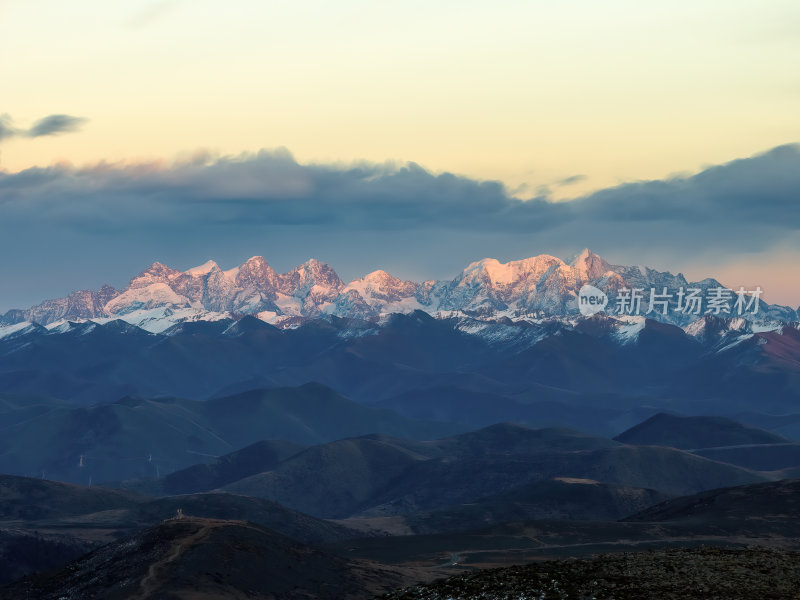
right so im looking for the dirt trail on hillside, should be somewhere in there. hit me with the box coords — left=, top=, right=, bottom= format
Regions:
left=134, top=520, right=226, bottom=599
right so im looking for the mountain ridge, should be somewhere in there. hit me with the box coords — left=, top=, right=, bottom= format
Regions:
left=4, top=250, right=796, bottom=327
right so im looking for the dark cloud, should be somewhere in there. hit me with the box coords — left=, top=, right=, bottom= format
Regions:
left=1, top=145, right=798, bottom=236
left=0, top=149, right=567, bottom=233
left=0, top=144, right=798, bottom=310
left=0, top=114, right=87, bottom=143
left=26, top=114, right=87, bottom=138
left=556, top=174, right=587, bottom=186
left=573, top=144, right=800, bottom=227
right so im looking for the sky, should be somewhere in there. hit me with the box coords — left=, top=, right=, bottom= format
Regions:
left=1, top=0, right=800, bottom=311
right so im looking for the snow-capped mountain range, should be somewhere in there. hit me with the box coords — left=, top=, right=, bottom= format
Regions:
left=2, top=250, right=798, bottom=329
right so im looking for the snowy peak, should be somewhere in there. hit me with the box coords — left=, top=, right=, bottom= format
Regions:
left=142, top=261, right=179, bottom=278
left=461, top=258, right=514, bottom=286
left=344, top=270, right=418, bottom=302
left=234, top=256, right=278, bottom=290
left=184, top=260, right=220, bottom=277
left=461, top=255, right=564, bottom=288
left=280, top=259, right=343, bottom=297
left=242, top=255, right=271, bottom=269
left=444, top=254, right=578, bottom=315
left=570, top=248, right=611, bottom=281
left=14, top=286, right=119, bottom=325
left=294, top=258, right=340, bottom=282
left=105, top=283, right=190, bottom=316
left=683, top=314, right=751, bottom=341
left=129, top=262, right=181, bottom=288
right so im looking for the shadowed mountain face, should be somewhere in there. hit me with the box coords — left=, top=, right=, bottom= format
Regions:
left=692, top=443, right=800, bottom=472
left=143, top=439, right=306, bottom=496
left=221, top=437, right=433, bottom=519
left=0, top=474, right=143, bottom=520
left=732, top=412, right=800, bottom=441
left=0, top=518, right=425, bottom=600
left=613, top=413, right=800, bottom=475
left=113, top=423, right=767, bottom=521
left=615, top=413, right=789, bottom=449
left=1, top=312, right=799, bottom=428
left=624, top=478, right=800, bottom=527
left=340, top=445, right=764, bottom=519
left=403, top=478, right=670, bottom=534
left=426, top=423, right=620, bottom=456
left=0, top=384, right=462, bottom=485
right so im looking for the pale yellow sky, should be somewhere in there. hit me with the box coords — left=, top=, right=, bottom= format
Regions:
left=2, top=0, right=799, bottom=198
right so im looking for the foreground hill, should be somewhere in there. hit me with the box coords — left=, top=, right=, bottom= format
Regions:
left=0, top=475, right=365, bottom=584
left=109, top=493, right=361, bottom=544
left=0, top=530, right=95, bottom=587
left=0, top=475, right=359, bottom=545
left=625, top=478, right=800, bottom=531
left=0, top=518, right=429, bottom=600
left=5, top=476, right=800, bottom=591
left=614, top=413, right=789, bottom=449
left=381, top=547, right=800, bottom=600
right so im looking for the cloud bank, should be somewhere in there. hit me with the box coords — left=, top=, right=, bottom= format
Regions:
left=0, top=144, right=798, bottom=310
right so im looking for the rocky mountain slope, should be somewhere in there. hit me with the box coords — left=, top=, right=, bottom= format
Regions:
left=381, top=547, right=800, bottom=600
